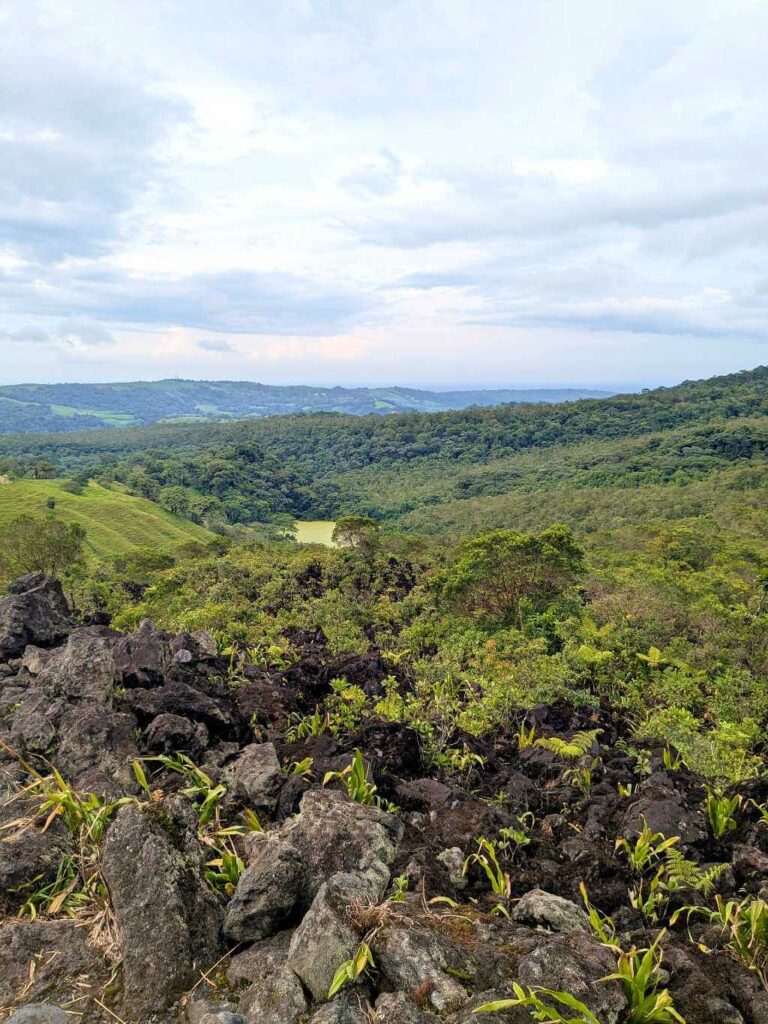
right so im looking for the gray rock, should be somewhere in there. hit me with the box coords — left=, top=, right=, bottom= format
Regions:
left=19, top=647, right=52, bottom=676
left=308, top=991, right=373, bottom=1023
left=55, top=706, right=139, bottom=784
left=517, top=932, right=626, bottom=1024
left=287, top=870, right=378, bottom=1001
left=0, top=574, right=72, bottom=661
left=224, top=839, right=306, bottom=942
left=6, top=1005, right=69, bottom=1024
left=374, top=992, right=432, bottom=1022
left=239, top=966, right=308, bottom=1024
left=101, top=804, right=222, bottom=1017
left=437, top=847, right=467, bottom=890
left=374, top=924, right=469, bottom=1013
left=281, top=789, right=403, bottom=901
left=145, top=713, right=209, bottom=756
left=511, top=889, right=589, bottom=933
left=224, top=743, right=283, bottom=814
left=621, top=774, right=708, bottom=848
left=112, top=619, right=170, bottom=686
left=0, top=920, right=108, bottom=1007
left=186, top=998, right=245, bottom=1024
left=0, top=804, right=70, bottom=895
left=227, top=930, right=293, bottom=986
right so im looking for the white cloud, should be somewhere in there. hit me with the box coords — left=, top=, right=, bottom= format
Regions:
left=0, top=0, right=767, bottom=388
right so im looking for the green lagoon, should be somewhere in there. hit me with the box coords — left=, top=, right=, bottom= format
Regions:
left=294, top=520, right=337, bottom=546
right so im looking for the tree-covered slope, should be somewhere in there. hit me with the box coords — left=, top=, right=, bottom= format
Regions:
left=0, top=366, right=766, bottom=533
left=0, top=378, right=610, bottom=434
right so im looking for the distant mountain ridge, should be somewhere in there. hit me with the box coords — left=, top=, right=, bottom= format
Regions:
left=0, top=378, right=612, bottom=435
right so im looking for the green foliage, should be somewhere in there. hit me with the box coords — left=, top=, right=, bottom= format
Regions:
left=0, top=514, right=85, bottom=580
left=328, top=941, right=375, bottom=998
left=616, top=820, right=680, bottom=873
left=463, top=837, right=512, bottom=898
left=606, top=934, right=685, bottom=1023
left=435, top=525, right=584, bottom=626
left=323, top=749, right=379, bottom=807
left=474, top=983, right=601, bottom=1022
left=704, top=787, right=742, bottom=839
left=675, top=896, right=768, bottom=990
left=142, top=753, right=226, bottom=827
left=535, top=729, right=602, bottom=761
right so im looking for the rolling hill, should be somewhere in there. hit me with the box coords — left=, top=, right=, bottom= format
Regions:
left=0, top=479, right=215, bottom=559
left=0, top=379, right=611, bottom=434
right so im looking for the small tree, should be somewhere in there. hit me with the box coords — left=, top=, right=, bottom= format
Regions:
left=0, top=515, right=86, bottom=581
left=435, top=524, right=584, bottom=627
left=332, top=515, right=380, bottom=559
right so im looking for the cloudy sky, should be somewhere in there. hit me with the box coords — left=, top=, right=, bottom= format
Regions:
left=1, top=0, right=767, bottom=388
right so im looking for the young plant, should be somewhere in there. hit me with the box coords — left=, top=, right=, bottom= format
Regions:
left=674, top=896, right=768, bottom=990
left=462, top=836, right=511, bottom=898
left=324, top=749, right=380, bottom=807
left=327, top=940, right=375, bottom=998
left=616, top=819, right=679, bottom=873
left=515, top=720, right=537, bottom=750
left=285, top=756, right=314, bottom=779
left=142, top=753, right=227, bottom=827
left=579, top=883, right=617, bottom=946
left=474, top=983, right=600, bottom=1022
left=606, top=933, right=685, bottom=1023
left=205, top=846, right=245, bottom=896
left=704, top=787, right=741, bottom=840
left=388, top=875, right=409, bottom=903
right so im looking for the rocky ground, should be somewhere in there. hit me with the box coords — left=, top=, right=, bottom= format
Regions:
left=2, top=573, right=768, bottom=1024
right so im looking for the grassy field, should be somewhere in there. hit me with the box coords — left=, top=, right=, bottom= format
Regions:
left=0, top=480, right=215, bottom=559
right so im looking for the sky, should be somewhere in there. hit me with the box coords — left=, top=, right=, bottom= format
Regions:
left=1, top=0, right=767, bottom=390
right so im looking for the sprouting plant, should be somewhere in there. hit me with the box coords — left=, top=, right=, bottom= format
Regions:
left=704, top=787, right=741, bottom=840
left=388, top=875, right=409, bottom=903
left=242, top=808, right=263, bottom=832
left=662, top=744, right=685, bottom=771
left=205, top=846, right=245, bottom=896
left=605, top=933, right=685, bottom=1023
left=474, top=983, right=600, bottom=1022
left=12, top=856, right=95, bottom=920
left=628, top=867, right=669, bottom=924
left=498, top=814, right=534, bottom=858
left=463, top=837, right=511, bottom=898
left=535, top=729, right=602, bottom=761
left=616, top=819, right=680, bottom=873
left=515, top=720, right=537, bottom=750
left=434, top=743, right=486, bottom=781
left=673, top=896, right=768, bottom=990
left=28, top=767, right=133, bottom=842
left=324, top=749, right=379, bottom=806
left=285, top=757, right=314, bottom=779
left=328, top=940, right=375, bottom=998
left=565, top=758, right=598, bottom=796
left=285, top=708, right=329, bottom=742
left=142, top=753, right=227, bottom=827
left=579, top=883, right=616, bottom=946
left=750, top=799, right=768, bottom=827
left=618, top=782, right=636, bottom=798
left=132, top=758, right=153, bottom=797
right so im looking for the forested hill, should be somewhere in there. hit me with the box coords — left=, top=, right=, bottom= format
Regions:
left=0, top=378, right=610, bottom=434
left=0, top=365, right=765, bottom=530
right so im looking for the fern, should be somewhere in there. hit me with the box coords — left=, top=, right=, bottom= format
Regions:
left=535, top=729, right=602, bottom=760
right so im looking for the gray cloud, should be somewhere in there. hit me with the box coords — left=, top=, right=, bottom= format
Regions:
left=0, top=265, right=367, bottom=336
left=198, top=338, right=235, bottom=352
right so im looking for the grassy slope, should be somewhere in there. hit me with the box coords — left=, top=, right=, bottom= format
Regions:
left=0, top=480, right=214, bottom=559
